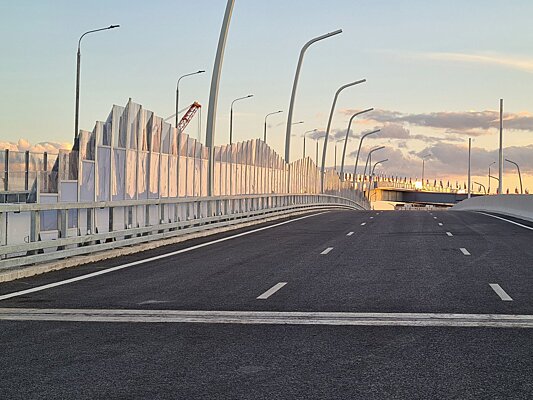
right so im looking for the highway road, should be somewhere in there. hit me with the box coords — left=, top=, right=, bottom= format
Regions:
left=1, top=210, right=533, bottom=399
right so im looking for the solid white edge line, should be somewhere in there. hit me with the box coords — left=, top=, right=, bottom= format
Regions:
left=477, top=212, right=533, bottom=231
left=446, top=232, right=453, bottom=237
left=460, top=247, right=471, bottom=256
left=321, top=247, right=334, bottom=255
left=489, top=284, right=513, bottom=301
left=257, top=282, right=288, bottom=300
left=2, top=308, right=533, bottom=327
left=0, top=211, right=329, bottom=301
left=346, top=232, right=354, bottom=236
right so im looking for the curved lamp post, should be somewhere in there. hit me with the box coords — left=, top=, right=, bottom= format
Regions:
left=176, top=70, right=205, bottom=129
left=230, top=94, right=253, bottom=144
left=368, top=158, right=388, bottom=200
left=363, top=146, right=385, bottom=179
left=474, top=181, right=487, bottom=194
left=320, top=79, right=366, bottom=192
left=339, top=108, right=373, bottom=177
left=75, top=24, right=120, bottom=140
left=264, top=110, right=283, bottom=143
left=505, top=158, right=523, bottom=194
left=351, top=128, right=380, bottom=187
left=284, top=29, right=342, bottom=163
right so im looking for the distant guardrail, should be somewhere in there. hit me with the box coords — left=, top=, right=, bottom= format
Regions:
left=0, top=193, right=366, bottom=272
left=452, top=195, right=533, bottom=222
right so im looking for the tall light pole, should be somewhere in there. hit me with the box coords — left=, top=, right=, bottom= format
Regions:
left=351, top=129, right=380, bottom=187
left=474, top=181, right=487, bottom=194
left=206, top=0, right=234, bottom=196
left=264, top=110, right=283, bottom=143
left=505, top=158, right=523, bottom=194
left=230, top=94, right=253, bottom=144
left=488, top=161, right=496, bottom=193
left=421, top=154, right=431, bottom=186
left=285, top=29, right=342, bottom=163
left=498, top=99, right=504, bottom=195
left=363, top=146, right=385, bottom=179
left=303, top=129, right=317, bottom=159
left=75, top=24, right=120, bottom=140
left=371, top=159, right=388, bottom=177
left=321, top=79, right=366, bottom=192
left=339, top=108, right=373, bottom=178
left=368, top=159, right=388, bottom=201
left=176, top=70, right=205, bottom=129
left=467, top=138, right=472, bottom=198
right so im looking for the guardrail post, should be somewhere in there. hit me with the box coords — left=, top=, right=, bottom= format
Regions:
left=0, top=211, right=6, bottom=259
left=58, top=209, right=68, bottom=250
left=4, top=149, right=9, bottom=191
left=29, top=210, right=41, bottom=254
left=24, top=151, right=30, bottom=191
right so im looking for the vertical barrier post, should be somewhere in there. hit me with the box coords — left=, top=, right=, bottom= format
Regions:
left=4, top=149, right=9, bottom=191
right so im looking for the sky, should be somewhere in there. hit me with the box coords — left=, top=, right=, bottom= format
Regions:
left=1, top=0, right=532, bottom=192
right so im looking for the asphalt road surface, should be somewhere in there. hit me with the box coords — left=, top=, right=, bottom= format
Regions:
left=1, top=210, right=533, bottom=399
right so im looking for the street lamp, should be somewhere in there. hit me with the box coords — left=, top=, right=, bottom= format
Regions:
left=421, top=154, right=431, bottom=186
left=505, top=158, right=523, bottom=194
left=75, top=24, right=120, bottom=140
left=321, top=79, right=366, bottom=192
left=339, top=108, right=373, bottom=177
left=474, top=181, right=487, bottom=194
left=264, top=110, right=283, bottom=143
left=351, top=129, right=380, bottom=187
left=176, top=70, right=205, bottom=129
left=363, top=146, right=385, bottom=179
left=285, top=29, right=342, bottom=163
left=303, top=129, right=317, bottom=159
left=369, top=158, right=388, bottom=199
left=371, top=159, right=388, bottom=177
left=230, top=94, right=253, bottom=144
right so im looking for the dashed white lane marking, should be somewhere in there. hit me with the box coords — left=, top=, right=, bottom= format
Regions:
left=346, top=232, right=354, bottom=236
left=370, top=216, right=374, bottom=219
left=477, top=212, right=533, bottom=231
left=361, top=222, right=366, bottom=226
left=446, top=232, right=453, bottom=237
left=0, top=211, right=329, bottom=302
left=433, top=216, right=438, bottom=220
left=489, top=284, right=513, bottom=301
left=2, top=309, right=533, bottom=328
left=438, top=222, right=443, bottom=226
left=460, top=248, right=471, bottom=256
left=321, top=247, right=334, bottom=255
left=257, top=282, right=288, bottom=300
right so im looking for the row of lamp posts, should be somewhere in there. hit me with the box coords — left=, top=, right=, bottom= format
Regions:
left=74, top=16, right=388, bottom=197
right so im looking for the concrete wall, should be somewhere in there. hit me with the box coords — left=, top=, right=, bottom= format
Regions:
left=452, top=195, right=533, bottom=222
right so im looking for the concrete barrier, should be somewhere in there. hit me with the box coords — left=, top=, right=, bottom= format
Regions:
left=452, top=195, right=533, bottom=222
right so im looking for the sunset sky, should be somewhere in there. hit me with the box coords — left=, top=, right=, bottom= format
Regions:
left=1, top=0, right=532, bottom=191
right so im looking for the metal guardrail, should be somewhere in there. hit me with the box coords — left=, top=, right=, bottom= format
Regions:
left=0, top=193, right=365, bottom=270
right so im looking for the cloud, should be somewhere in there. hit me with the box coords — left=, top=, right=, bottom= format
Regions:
left=342, top=108, right=533, bottom=135
left=424, top=52, right=533, bottom=74
left=417, top=143, right=533, bottom=176
left=0, top=139, right=72, bottom=153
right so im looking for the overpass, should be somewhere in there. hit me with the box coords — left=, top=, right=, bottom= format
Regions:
left=369, top=180, right=483, bottom=207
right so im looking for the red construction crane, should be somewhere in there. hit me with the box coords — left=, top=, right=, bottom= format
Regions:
left=178, top=102, right=201, bottom=133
